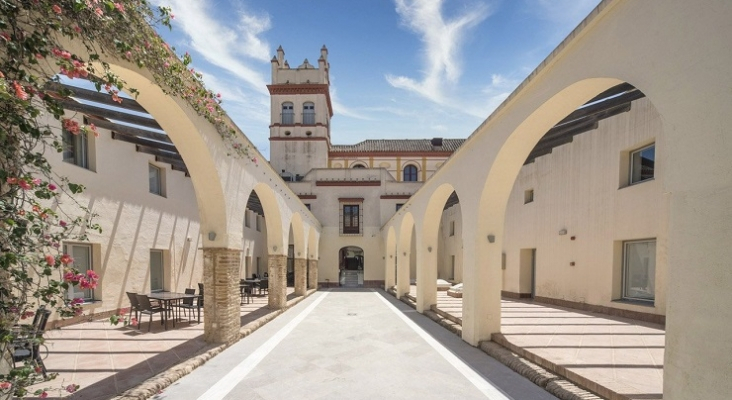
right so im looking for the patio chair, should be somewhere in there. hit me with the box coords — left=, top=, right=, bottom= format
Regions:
left=239, top=280, right=252, bottom=305
left=135, top=294, right=168, bottom=332
left=126, top=291, right=140, bottom=321
left=175, top=288, right=202, bottom=323
left=259, top=278, right=268, bottom=295
left=13, top=306, right=52, bottom=376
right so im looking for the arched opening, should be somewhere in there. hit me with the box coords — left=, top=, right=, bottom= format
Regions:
left=338, top=246, right=364, bottom=287
left=303, top=101, right=315, bottom=125
left=403, top=164, right=418, bottom=181
left=244, top=190, right=268, bottom=280
left=351, top=163, right=366, bottom=169
left=396, top=212, right=415, bottom=297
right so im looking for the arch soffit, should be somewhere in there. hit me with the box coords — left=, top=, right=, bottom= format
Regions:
left=397, top=212, right=415, bottom=251
left=253, top=182, right=286, bottom=254
left=107, top=63, right=233, bottom=245
left=386, top=226, right=397, bottom=257
left=422, top=183, right=458, bottom=245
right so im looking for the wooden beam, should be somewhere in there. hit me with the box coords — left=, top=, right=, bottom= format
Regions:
left=58, top=98, right=163, bottom=131
left=111, top=131, right=177, bottom=152
left=583, top=82, right=636, bottom=106
left=136, top=145, right=182, bottom=161
left=46, top=82, right=148, bottom=114
left=557, top=89, right=644, bottom=126
left=86, top=115, right=171, bottom=143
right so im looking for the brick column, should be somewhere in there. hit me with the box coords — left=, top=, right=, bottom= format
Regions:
left=294, top=258, right=307, bottom=296
left=268, top=254, right=288, bottom=309
left=203, top=248, right=241, bottom=344
left=308, top=259, right=318, bottom=289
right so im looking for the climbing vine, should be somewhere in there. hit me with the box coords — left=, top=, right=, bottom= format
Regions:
left=0, top=0, right=249, bottom=397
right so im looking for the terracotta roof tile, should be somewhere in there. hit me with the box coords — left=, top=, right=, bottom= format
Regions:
left=330, top=138, right=464, bottom=153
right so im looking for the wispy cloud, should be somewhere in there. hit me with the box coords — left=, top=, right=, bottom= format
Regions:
left=385, top=0, right=491, bottom=104
left=153, top=0, right=270, bottom=94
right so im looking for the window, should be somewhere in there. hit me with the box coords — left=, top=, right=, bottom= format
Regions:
left=342, top=204, right=361, bottom=234
left=64, top=243, right=93, bottom=302
left=403, top=165, right=418, bottom=182
left=396, top=203, right=404, bottom=211
left=622, top=239, right=656, bottom=302
left=149, top=164, right=165, bottom=196
left=150, top=250, right=164, bottom=292
left=450, top=255, right=456, bottom=280
left=256, top=215, right=261, bottom=232
left=62, top=128, right=89, bottom=169
left=524, top=189, right=534, bottom=204
left=630, top=144, right=655, bottom=184
left=449, top=221, right=455, bottom=237
left=244, top=211, right=250, bottom=228
left=352, top=163, right=366, bottom=169
left=281, top=102, right=294, bottom=124
left=305, top=204, right=311, bottom=210
left=303, top=102, right=315, bottom=125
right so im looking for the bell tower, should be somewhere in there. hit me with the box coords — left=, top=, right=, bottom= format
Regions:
left=268, top=45, right=332, bottom=181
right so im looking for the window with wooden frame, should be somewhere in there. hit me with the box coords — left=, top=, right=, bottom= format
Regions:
left=339, top=199, right=363, bottom=235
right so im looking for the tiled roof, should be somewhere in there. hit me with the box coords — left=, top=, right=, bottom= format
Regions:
left=330, top=138, right=465, bottom=153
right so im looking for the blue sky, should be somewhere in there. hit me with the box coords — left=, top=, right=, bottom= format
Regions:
left=151, top=0, right=600, bottom=159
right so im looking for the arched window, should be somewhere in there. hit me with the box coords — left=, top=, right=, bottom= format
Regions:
left=352, top=164, right=366, bottom=169
left=303, top=102, right=315, bottom=125
left=281, top=102, right=294, bottom=125
left=403, top=164, right=418, bottom=181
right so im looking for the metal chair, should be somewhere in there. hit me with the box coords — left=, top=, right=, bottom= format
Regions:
left=259, top=278, right=269, bottom=295
left=197, top=283, right=204, bottom=307
left=175, top=288, right=201, bottom=323
left=135, top=294, right=168, bottom=331
left=13, top=306, right=52, bottom=376
left=126, top=291, right=140, bottom=321
left=239, top=280, right=252, bottom=305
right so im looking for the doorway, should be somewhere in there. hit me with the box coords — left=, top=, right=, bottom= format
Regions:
left=338, top=246, right=364, bottom=287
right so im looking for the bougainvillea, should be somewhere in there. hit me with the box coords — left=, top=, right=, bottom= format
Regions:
left=0, top=0, right=250, bottom=397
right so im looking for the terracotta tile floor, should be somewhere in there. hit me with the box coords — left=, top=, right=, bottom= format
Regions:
left=26, top=288, right=296, bottom=399
left=409, top=286, right=665, bottom=400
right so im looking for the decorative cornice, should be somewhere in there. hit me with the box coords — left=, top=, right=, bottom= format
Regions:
left=338, top=197, right=364, bottom=202
left=298, top=194, right=317, bottom=199
left=267, top=83, right=334, bottom=117
left=329, top=151, right=454, bottom=158
left=380, top=195, right=412, bottom=199
left=270, top=136, right=329, bottom=142
left=316, top=181, right=380, bottom=187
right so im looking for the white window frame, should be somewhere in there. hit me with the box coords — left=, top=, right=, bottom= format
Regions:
left=149, top=164, right=165, bottom=196
left=524, top=189, right=534, bottom=204
left=622, top=239, right=656, bottom=303
left=629, top=143, right=655, bottom=185
left=303, top=102, right=315, bottom=125
left=256, top=215, right=262, bottom=232
left=281, top=102, right=294, bottom=125
left=64, top=243, right=94, bottom=302
left=62, top=128, right=90, bottom=169
left=244, top=211, right=250, bottom=228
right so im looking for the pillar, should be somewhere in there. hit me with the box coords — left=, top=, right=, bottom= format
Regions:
left=416, top=240, right=437, bottom=313
left=203, top=248, right=241, bottom=344
left=307, top=259, right=318, bottom=289
left=396, top=251, right=410, bottom=298
left=294, top=258, right=307, bottom=296
left=384, top=254, right=395, bottom=290
left=268, top=254, right=288, bottom=309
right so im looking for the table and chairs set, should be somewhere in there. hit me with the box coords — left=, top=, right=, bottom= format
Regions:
left=239, top=275, right=269, bottom=305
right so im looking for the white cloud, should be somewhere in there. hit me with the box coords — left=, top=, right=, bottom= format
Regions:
left=153, top=0, right=271, bottom=94
left=386, top=0, right=491, bottom=104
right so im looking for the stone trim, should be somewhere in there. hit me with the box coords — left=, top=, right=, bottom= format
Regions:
left=533, top=296, right=665, bottom=325
left=316, top=180, right=380, bottom=186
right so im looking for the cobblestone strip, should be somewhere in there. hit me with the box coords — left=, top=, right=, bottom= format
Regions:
left=396, top=293, right=604, bottom=400
left=112, top=289, right=317, bottom=400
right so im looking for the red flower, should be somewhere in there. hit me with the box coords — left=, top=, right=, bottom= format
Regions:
left=13, top=81, right=29, bottom=100
left=45, top=255, right=55, bottom=266
left=52, top=4, right=62, bottom=14
left=63, top=118, right=80, bottom=134
left=60, top=254, right=74, bottom=265
left=40, top=391, right=48, bottom=398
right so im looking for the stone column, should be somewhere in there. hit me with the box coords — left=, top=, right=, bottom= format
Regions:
left=294, top=258, right=307, bottom=296
left=203, top=248, right=241, bottom=344
left=307, top=259, right=318, bottom=289
left=268, top=254, right=288, bottom=309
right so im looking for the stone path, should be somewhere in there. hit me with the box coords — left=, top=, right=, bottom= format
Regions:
left=409, top=286, right=665, bottom=400
left=156, top=289, right=556, bottom=400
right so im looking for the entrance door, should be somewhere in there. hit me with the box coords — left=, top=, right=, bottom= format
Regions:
left=338, top=246, right=364, bottom=287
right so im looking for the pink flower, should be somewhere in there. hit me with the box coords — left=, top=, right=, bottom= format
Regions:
left=74, top=25, right=82, bottom=33
left=40, top=391, right=48, bottom=398
left=0, top=381, right=11, bottom=390
left=6, top=177, right=17, bottom=185
left=63, top=118, right=80, bottom=134
left=59, top=220, right=67, bottom=227
left=48, top=183, right=57, bottom=191
left=18, top=179, right=31, bottom=190
left=86, top=270, right=99, bottom=280
left=21, top=310, right=35, bottom=319
left=52, top=4, right=62, bottom=14
left=60, top=254, right=74, bottom=265
left=125, top=51, right=132, bottom=59
left=130, top=317, right=138, bottom=326
left=94, top=7, right=103, bottom=17
left=70, top=298, right=84, bottom=306
left=32, top=178, right=41, bottom=185
left=45, top=254, right=55, bottom=266
left=13, top=81, right=29, bottom=100
left=63, top=270, right=76, bottom=282
left=114, top=2, right=125, bottom=13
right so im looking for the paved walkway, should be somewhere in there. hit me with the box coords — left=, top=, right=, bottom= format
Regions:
left=409, top=287, right=665, bottom=400
left=155, top=289, right=556, bottom=400
left=27, top=288, right=298, bottom=399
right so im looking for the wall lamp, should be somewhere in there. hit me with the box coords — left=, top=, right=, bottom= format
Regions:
left=208, top=231, right=217, bottom=241
left=487, top=234, right=495, bottom=243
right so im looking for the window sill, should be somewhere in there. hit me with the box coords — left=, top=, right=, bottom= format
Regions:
left=612, top=298, right=655, bottom=308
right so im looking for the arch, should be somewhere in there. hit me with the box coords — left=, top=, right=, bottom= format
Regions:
left=281, top=101, right=294, bottom=125
left=288, top=212, right=306, bottom=259
left=338, top=246, right=364, bottom=287
left=415, top=183, right=460, bottom=311
left=403, top=164, right=419, bottom=182
left=351, top=163, right=367, bottom=169
left=252, top=182, right=285, bottom=255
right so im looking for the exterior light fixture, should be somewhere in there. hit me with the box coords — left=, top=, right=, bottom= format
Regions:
left=559, top=229, right=568, bottom=236
left=208, top=231, right=217, bottom=241
left=487, top=234, right=495, bottom=243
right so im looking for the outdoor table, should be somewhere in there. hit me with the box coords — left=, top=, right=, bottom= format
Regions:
left=242, top=279, right=262, bottom=295
left=147, top=292, right=200, bottom=325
